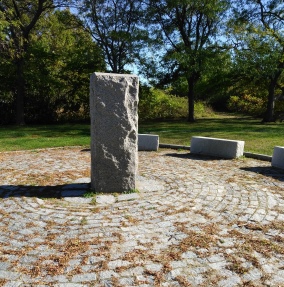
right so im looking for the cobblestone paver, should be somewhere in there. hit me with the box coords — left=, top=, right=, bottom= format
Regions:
left=0, top=147, right=284, bottom=286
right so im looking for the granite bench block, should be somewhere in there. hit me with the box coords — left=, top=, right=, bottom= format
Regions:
left=271, top=146, right=284, bottom=169
left=138, top=134, right=159, bottom=151
left=190, top=136, right=244, bottom=159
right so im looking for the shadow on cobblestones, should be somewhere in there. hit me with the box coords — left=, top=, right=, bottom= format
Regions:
left=164, top=152, right=227, bottom=161
left=240, top=166, right=284, bottom=182
left=0, top=183, right=90, bottom=199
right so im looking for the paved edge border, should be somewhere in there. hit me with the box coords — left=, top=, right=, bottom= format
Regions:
left=159, top=143, right=272, bottom=162
left=243, top=152, right=272, bottom=162
left=0, top=144, right=272, bottom=162
left=159, top=143, right=191, bottom=150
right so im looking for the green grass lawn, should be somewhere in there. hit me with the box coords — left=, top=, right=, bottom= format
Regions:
left=0, top=114, right=283, bottom=155
left=0, top=124, right=91, bottom=152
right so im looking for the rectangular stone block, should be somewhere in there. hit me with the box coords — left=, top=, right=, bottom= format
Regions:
left=190, top=136, right=244, bottom=159
left=271, top=146, right=284, bottom=169
left=90, top=73, right=139, bottom=192
left=138, top=134, right=159, bottom=151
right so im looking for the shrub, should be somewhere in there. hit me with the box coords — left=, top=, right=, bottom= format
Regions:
left=139, top=87, right=214, bottom=121
left=195, top=101, right=215, bottom=118
left=227, top=94, right=266, bottom=116
left=139, top=88, right=187, bottom=120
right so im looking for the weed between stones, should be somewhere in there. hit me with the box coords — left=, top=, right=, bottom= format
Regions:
left=83, top=188, right=139, bottom=199
left=123, top=188, right=139, bottom=194
left=80, top=217, right=88, bottom=225
left=83, top=191, right=96, bottom=198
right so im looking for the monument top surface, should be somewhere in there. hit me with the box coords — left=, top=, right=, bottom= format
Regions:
left=93, top=72, right=138, bottom=78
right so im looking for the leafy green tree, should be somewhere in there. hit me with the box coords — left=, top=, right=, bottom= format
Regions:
left=165, top=50, right=233, bottom=111
left=0, top=11, right=14, bottom=122
left=194, top=50, right=233, bottom=110
left=0, top=0, right=72, bottom=125
left=24, top=9, right=105, bottom=123
left=0, top=53, right=15, bottom=124
left=147, top=0, right=229, bottom=122
left=0, top=5, right=105, bottom=124
left=229, top=0, right=284, bottom=122
left=79, top=0, right=147, bottom=73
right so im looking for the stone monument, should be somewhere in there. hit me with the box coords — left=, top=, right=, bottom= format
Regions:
left=90, top=73, right=139, bottom=192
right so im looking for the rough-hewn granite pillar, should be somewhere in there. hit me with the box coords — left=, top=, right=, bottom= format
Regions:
left=90, top=73, right=139, bottom=192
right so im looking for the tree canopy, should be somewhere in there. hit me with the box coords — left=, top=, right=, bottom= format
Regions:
left=0, top=2, right=104, bottom=124
left=79, top=0, right=147, bottom=73
left=0, top=0, right=73, bottom=124
left=228, top=0, right=284, bottom=122
left=1, top=0, right=284, bottom=124
left=144, top=0, right=230, bottom=121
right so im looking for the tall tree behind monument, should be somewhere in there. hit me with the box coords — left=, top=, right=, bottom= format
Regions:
left=146, top=0, right=229, bottom=122
left=79, top=0, right=147, bottom=73
left=228, top=0, right=284, bottom=122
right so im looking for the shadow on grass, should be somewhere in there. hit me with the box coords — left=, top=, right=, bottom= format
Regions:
left=0, top=183, right=91, bottom=199
left=240, top=167, right=284, bottom=182
left=0, top=124, right=90, bottom=139
left=139, top=116, right=281, bottom=135
left=164, top=152, right=230, bottom=161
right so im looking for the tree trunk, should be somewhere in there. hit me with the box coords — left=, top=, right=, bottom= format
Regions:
left=187, top=77, right=195, bottom=122
left=15, top=57, right=25, bottom=125
left=262, top=55, right=284, bottom=123
left=262, top=76, right=278, bottom=123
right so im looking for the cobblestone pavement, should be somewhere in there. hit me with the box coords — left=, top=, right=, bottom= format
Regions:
left=0, top=147, right=284, bottom=287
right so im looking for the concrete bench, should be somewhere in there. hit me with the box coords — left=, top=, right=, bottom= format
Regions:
left=138, top=134, right=159, bottom=151
left=271, top=146, right=284, bottom=169
left=190, top=136, right=244, bottom=159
